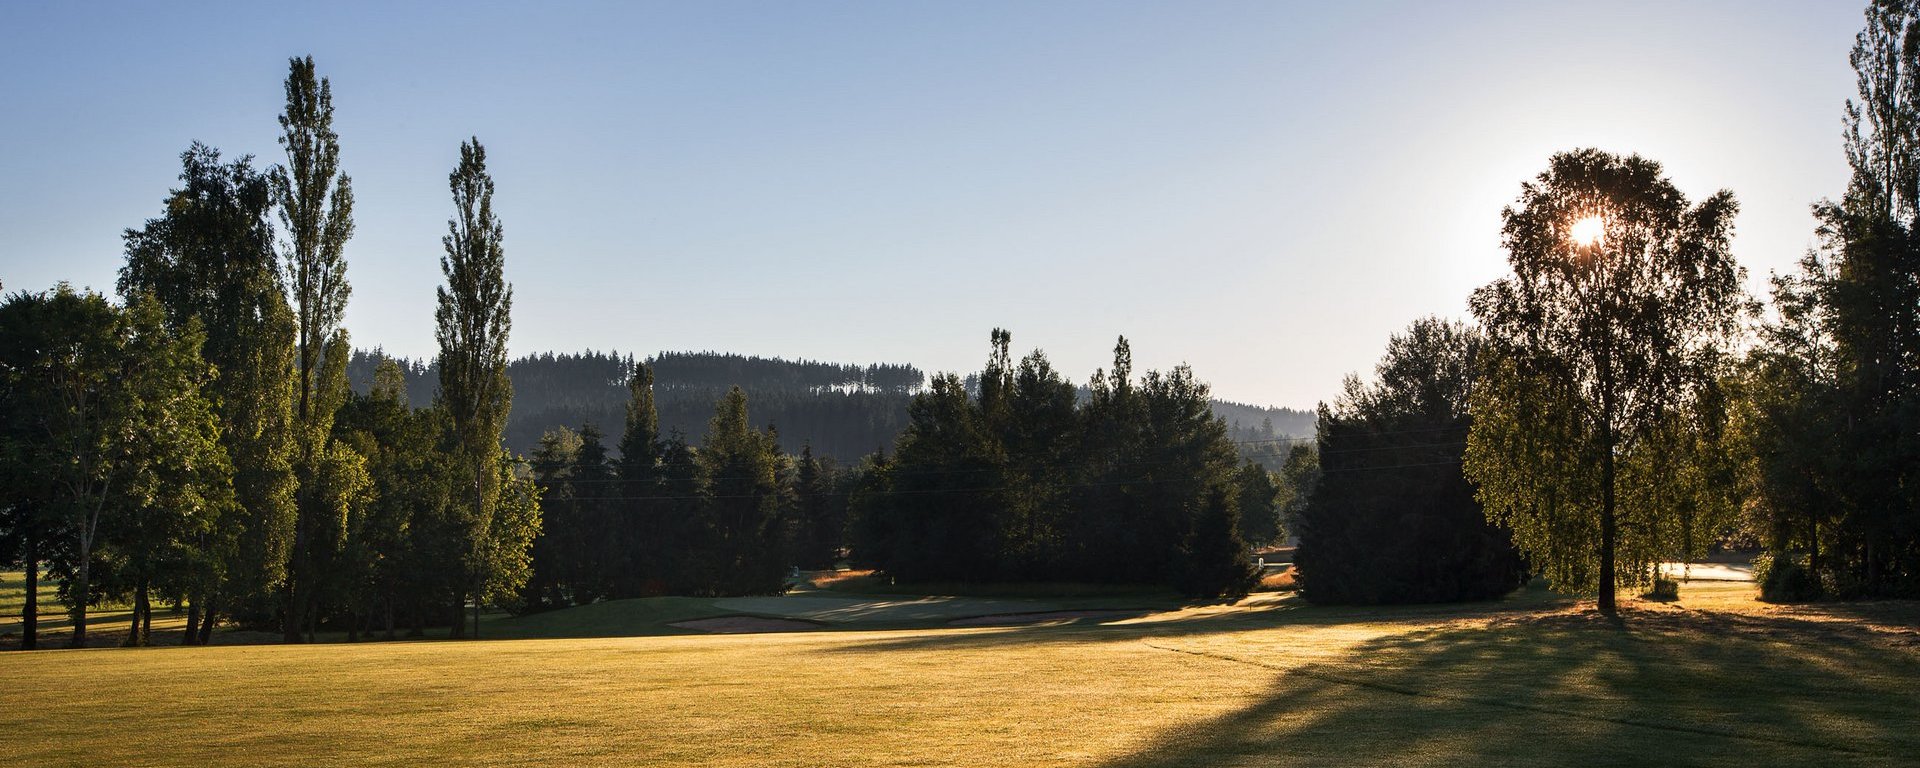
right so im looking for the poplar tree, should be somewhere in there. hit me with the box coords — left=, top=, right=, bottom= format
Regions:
left=272, top=55, right=357, bottom=642
left=435, top=138, right=515, bottom=637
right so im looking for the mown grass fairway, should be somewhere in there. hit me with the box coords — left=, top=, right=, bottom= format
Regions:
left=3, top=581, right=1916, bottom=767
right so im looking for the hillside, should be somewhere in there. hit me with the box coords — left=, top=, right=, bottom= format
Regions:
left=350, top=349, right=1315, bottom=463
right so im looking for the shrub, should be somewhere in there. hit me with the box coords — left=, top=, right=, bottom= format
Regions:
left=1642, top=577, right=1680, bottom=601
left=1755, top=552, right=1822, bottom=603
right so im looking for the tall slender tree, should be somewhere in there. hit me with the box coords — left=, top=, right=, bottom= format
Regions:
left=272, top=55, right=357, bottom=642
left=435, top=138, right=515, bottom=637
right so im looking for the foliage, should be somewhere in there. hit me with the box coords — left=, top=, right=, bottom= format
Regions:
left=1733, top=0, right=1920, bottom=598
left=118, top=142, right=299, bottom=640
left=433, top=137, right=521, bottom=636
left=273, top=55, right=361, bottom=641
left=1466, top=149, right=1747, bottom=612
left=852, top=331, right=1257, bottom=597
left=1296, top=318, right=1526, bottom=605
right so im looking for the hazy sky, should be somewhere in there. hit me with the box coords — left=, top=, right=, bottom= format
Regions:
left=0, top=2, right=1866, bottom=408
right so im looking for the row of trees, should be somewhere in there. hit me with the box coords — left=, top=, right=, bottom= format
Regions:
left=519, top=332, right=1277, bottom=606
left=850, top=331, right=1270, bottom=597
left=0, top=57, right=536, bottom=648
left=521, top=375, right=827, bottom=604
left=1297, top=0, right=1920, bottom=609
left=1733, top=0, right=1920, bottom=599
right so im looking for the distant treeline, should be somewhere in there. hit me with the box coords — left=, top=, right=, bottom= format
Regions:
left=347, top=350, right=928, bottom=462
left=349, top=349, right=1314, bottom=466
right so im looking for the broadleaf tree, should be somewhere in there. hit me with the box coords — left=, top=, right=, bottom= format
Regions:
left=1466, top=149, right=1748, bottom=613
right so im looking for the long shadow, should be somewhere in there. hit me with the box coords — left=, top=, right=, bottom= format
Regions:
left=1088, top=605, right=1920, bottom=766
left=816, top=587, right=1583, bottom=656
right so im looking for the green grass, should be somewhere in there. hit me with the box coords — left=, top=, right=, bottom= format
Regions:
left=0, top=568, right=175, bottom=645
left=2, top=579, right=1916, bottom=766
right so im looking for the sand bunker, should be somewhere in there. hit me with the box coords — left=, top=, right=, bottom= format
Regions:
left=948, top=610, right=1142, bottom=627
left=668, top=616, right=821, bottom=634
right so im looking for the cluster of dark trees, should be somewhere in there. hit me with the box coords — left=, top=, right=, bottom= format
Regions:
left=517, top=331, right=1279, bottom=605
left=1732, top=0, right=1920, bottom=600
left=1295, top=319, right=1525, bottom=605
left=849, top=331, right=1271, bottom=598
left=0, top=57, right=535, bottom=649
left=1295, top=0, right=1920, bottom=609
left=517, top=368, right=852, bottom=605
left=348, top=349, right=925, bottom=463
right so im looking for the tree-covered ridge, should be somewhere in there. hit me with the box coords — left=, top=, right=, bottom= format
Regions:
left=347, top=349, right=1314, bottom=466
left=346, top=349, right=927, bottom=462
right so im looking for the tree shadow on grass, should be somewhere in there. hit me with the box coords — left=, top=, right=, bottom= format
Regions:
left=815, top=587, right=1585, bottom=656
left=1092, top=606, right=1920, bottom=767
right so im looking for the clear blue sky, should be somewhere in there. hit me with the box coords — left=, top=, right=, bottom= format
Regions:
left=0, top=1, right=1864, bottom=408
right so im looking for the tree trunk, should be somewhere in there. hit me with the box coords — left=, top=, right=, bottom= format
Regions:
left=198, top=590, right=218, bottom=645
left=184, top=597, right=202, bottom=646
left=21, top=537, right=37, bottom=651
left=69, top=552, right=90, bottom=649
left=283, top=579, right=302, bottom=643
left=472, top=580, right=482, bottom=640
left=1808, top=515, right=1819, bottom=579
left=449, top=593, right=466, bottom=639
left=384, top=591, right=396, bottom=641
left=1598, top=433, right=1618, bottom=615
left=139, top=585, right=153, bottom=645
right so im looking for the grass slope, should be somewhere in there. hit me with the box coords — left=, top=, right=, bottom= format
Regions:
left=2, top=581, right=1917, bottom=766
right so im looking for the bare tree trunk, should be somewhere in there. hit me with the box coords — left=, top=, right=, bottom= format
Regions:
left=383, top=590, right=396, bottom=641
left=21, top=537, right=37, bottom=651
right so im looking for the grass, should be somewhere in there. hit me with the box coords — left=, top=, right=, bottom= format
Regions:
left=0, top=568, right=194, bottom=646
left=2, top=577, right=1916, bottom=766
left=813, top=568, right=1186, bottom=602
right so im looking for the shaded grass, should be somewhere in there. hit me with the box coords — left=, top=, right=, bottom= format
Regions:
left=811, top=569, right=1184, bottom=603
left=0, top=568, right=194, bottom=647
left=484, top=597, right=737, bottom=639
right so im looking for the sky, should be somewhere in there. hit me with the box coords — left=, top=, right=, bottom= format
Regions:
left=0, top=1, right=1868, bottom=408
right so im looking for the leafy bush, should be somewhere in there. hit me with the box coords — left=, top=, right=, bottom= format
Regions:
left=1755, top=553, right=1822, bottom=603
left=1642, top=577, right=1680, bottom=601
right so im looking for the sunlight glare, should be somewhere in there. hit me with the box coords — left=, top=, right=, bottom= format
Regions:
left=1569, top=215, right=1605, bottom=247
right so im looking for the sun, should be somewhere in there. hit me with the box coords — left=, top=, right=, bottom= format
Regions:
left=1569, top=215, right=1605, bottom=247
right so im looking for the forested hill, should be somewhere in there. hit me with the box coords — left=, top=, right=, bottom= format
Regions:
left=347, top=349, right=925, bottom=461
left=348, top=349, right=1313, bottom=463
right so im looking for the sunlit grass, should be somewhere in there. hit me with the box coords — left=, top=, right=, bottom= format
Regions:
left=2, top=578, right=1914, bottom=766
